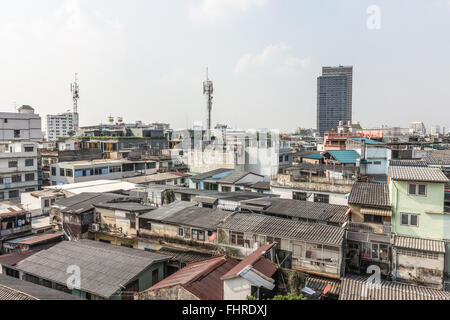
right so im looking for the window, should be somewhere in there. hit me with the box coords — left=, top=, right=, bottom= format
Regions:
left=373, top=161, right=382, bottom=165
left=51, top=167, right=56, bottom=176
left=24, top=146, right=34, bottom=152
left=285, top=155, right=289, bottom=162
left=230, top=231, right=244, bottom=246
left=139, top=219, right=151, bottom=231
left=4, top=119, right=7, bottom=123
left=364, top=214, right=383, bottom=224
left=178, top=228, right=184, bottom=237
left=60, top=169, right=65, bottom=177
left=408, top=184, right=427, bottom=196
left=14, top=130, right=20, bottom=138
left=146, top=162, right=156, bottom=169
left=8, top=190, right=19, bottom=199
left=66, top=169, right=73, bottom=177
left=192, top=230, right=205, bottom=241
left=44, top=200, right=50, bottom=207
left=25, top=159, right=34, bottom=167
left=0, top=192, right=4, bottom=201
left=25, top=173, right=35, bottom=182
left=12, top=175, right=22, bottom=183
left=0, top=177, right=3, bottom=184
left=110, top=166, right=121, bottom=173
left=401, top=213, right=419, bottom=227
left=293, top=192, right=308, bottom=201
left=8, top=161, right=18, bottom=168
left=314, top=194, right=330, bottom=203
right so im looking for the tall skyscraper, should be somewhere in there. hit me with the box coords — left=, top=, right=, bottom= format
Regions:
left=317, top=66, right=353, bottom=136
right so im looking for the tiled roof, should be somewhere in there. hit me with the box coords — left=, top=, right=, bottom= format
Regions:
left=241, top=198, right=349, bottom=224
left=389, top=166, right=448, bottom=183
left=0, top=274, right=81, bottom=300
left=339, top=276, right=450, bottom=300
left=16, top=240, right=171, bottom=299
left=394, top=236, right=445, bottom=253
left=348, top=182, right=390, bottom=208
left=139, top=256, right=238, bottom=300
left=217, top=213, right=345, bottom=246
left=139, top=201, right=197, bottom=220
left=250, top=181, right=271, bottom=190
left=161, top=206, right=232, bottom=230
left=221, top=243, right=278, bottom=280
left=157, top=247, right=217, bottom=264
left=304, top=275, right=341, bottom=296
left=389, top=159, right=428, bottom=167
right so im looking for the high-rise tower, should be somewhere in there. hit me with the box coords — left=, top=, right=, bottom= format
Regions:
left=317, top=66, right=353, bottom=136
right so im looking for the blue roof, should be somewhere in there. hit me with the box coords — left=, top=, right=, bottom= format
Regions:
left=326, top=150, right=360, bottom=164
left=348, top=138, right=385, bottom=145
left=303, top=153, right=323, bottom=160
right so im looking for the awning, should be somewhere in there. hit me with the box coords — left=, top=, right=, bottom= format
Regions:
left=361, top=208, right=392, bottom=217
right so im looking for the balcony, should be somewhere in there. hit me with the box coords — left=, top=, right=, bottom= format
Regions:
left=346, top=221, right=391, bottom=235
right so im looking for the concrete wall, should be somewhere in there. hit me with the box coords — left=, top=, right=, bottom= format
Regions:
left=395, top=250, right=445, bottom=289
left=136, top=284, right=199, bottom=300
left=271, top=186, right=349, bottom=206
left=391, top=180, right=445, bottom=239
left=223, top=278, right=251, bottom=300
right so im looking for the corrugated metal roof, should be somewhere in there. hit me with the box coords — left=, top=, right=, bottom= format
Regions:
left=212, top=171, right=261, bottom=185
left=389, top=166, right=448, bottom=183
left=348, top=138, right=385, bottom=145
left=241, top=198, right=349, bottom=224
left=0, top=274, right=81, bottom=300
left=339, top=276, right=450, bottom=300
left=190, top=168, right=234, bottom=181
left=139, top=256, right=238, bottom=300
left=16, top=240, right=170, bottom=298
left=326, top=150, right=360, bottom=164
left=218, top=214, right=345, bottom=246
left=162, top=206, right=233, bottom=230
left=394, top=235, right=445, bottom=253
left=156, top=247, right=217, bottom=264
left=139, top=201, right=197, bottom=220
left=360, top=208, right=392, bottom=217
left=348, top=182, right=390, bottom=208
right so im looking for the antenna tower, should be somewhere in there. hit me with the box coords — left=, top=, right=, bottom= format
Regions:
left=203, top=68, right=214, bottom=139
left=70, top=73, right=80, bottom=132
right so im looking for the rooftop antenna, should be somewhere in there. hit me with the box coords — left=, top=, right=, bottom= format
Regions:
left=70, top=73, right=80, bottom=132
left=203, top=67, right=214, bottom=140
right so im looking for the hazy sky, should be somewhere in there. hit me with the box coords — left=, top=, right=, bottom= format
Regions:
left=1, top=0, right=449, bottom=132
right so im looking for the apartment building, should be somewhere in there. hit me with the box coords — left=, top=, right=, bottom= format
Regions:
left=49, top=159, right=158, bottom=185
left=46, top=112, right=77, bottom=141
left=0, top=106, right=42, bottom=143
left=0, top=142, right=39, bottom=202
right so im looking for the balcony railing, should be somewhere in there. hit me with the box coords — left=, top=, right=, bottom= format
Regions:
left=347, top=222, right=391, bottom=235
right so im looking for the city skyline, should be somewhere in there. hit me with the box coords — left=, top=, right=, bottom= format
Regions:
left=0, top=0, right=449, bottom=132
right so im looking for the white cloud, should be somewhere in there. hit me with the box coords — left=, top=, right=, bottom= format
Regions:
left=189, top=0, right=266, bottom=22
left=234, top=43, right=310, bottom=75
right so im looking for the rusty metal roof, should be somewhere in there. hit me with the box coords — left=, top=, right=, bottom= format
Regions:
left=304, top=275, right=341, bottom=296
left=139, top=256, right=239, bottom=300
left=221, top=243, right=278, bottom=280
left=394, top=235, right=445, bottom=253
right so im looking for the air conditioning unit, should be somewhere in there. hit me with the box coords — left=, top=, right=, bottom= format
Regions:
left=91, top=224, right=100, bottom=232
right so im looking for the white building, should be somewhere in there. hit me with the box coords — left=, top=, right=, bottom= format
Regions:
left=430, top=125, right=441, bottom=135
left=0, top=141, right=39, bottom=201
left=46, top=112, right=78, bottom=141
left=177, top=128, right=292, bottom=179
left=0, top=105, right=42, bottom=143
